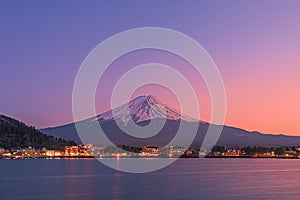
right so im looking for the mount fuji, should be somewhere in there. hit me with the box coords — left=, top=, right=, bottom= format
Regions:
left=95, top=95, right=196, bottom=125
left=42, top=95, right=300, bottom=148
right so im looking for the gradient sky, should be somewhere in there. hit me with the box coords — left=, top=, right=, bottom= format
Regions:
left=1, top=1, right=300, bottom=136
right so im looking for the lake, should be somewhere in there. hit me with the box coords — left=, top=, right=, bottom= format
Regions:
left=1, top=158, right=300, bottom=200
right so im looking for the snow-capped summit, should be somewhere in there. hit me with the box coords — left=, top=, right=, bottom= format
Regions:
left=96, top=95, right=196, bottom=124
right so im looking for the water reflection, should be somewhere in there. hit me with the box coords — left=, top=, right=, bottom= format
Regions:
left=63, top=159, right=97, bottom=200
left=1, top=159, right=300, bottom=200
left=112, top=158, right=122, bottom=200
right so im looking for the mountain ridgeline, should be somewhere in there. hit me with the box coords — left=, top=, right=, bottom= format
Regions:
left=0, top=115, right=76, bottom=150
left=42, top=95, right=300, bottom=148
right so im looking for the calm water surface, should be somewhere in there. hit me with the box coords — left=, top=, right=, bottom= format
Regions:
left=1, top=158, right=300, bottom=200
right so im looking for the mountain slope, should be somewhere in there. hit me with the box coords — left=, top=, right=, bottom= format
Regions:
left=0, top=115, right=76, bottom=150
left=42, top=95, right=300, bottom=148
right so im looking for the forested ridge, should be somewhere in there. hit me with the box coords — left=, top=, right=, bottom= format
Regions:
left=0, top=115, right=76, bottom=150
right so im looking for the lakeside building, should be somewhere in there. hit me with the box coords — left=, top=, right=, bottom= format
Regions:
left=143, top=146, right=159, bottom=153
left=46, top=150, right=63, bottom=157
left=64, top=145, right=93, bottom=157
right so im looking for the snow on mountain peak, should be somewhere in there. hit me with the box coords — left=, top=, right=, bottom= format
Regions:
left=96, top=95, right=196, bottom=124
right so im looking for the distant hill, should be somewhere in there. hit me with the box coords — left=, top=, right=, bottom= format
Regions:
left=42, top=95, right=300, bottom=148
left=0, top=115, right=76, bottom=150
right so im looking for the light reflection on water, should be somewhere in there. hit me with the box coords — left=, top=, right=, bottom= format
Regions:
left=1, top=159, right=300, bottom=200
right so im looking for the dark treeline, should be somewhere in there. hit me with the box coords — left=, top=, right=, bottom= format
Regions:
left=0, top=115, right=76, bottom=150
left=212, top=145, right=298, bottom=155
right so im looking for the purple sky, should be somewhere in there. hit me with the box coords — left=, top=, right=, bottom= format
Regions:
left=1, top=1, right=300, bottom=135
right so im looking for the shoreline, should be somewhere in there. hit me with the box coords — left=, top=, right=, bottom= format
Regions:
left=1, top=156, right=300, bottom=160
